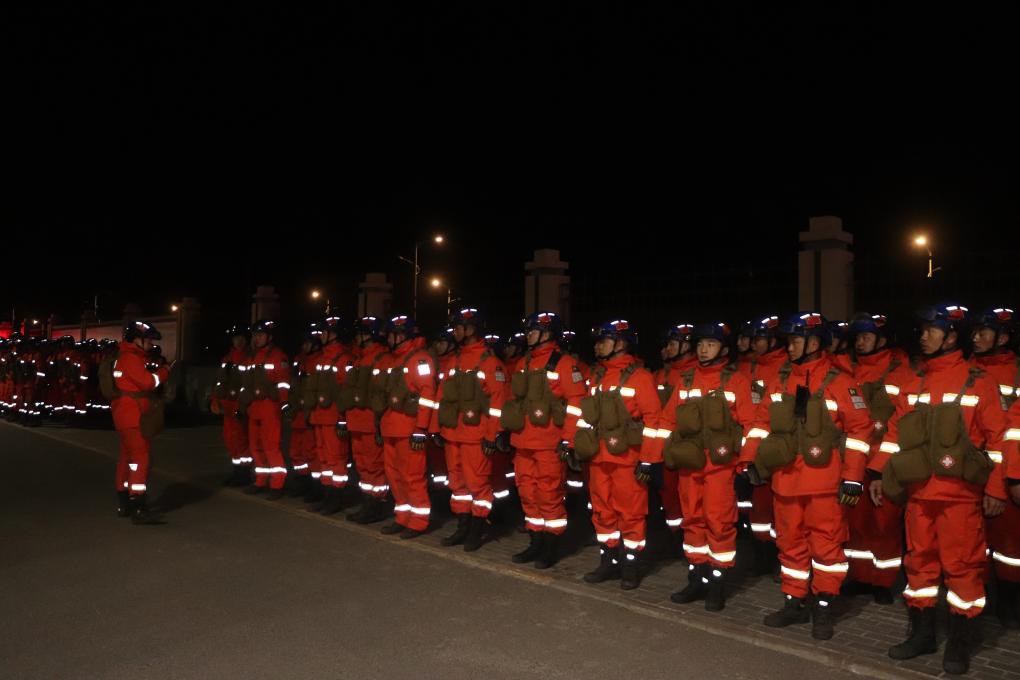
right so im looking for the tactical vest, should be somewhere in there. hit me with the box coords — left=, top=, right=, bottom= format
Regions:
left=309, top=349, right=352, bottom=412
left=438, top=350, right=492, bottom=428
left=238, top=354, right=282, bottom=408
left=338, top=350, right=383, bottom=413
left=213, top=359, right=246, bottom=401
left=882, top=368, right=993, bottom=504
left=755, top=364, right=844, bottom=479
left=854, top=357, right=900, bottom=443
left=500, top=351, right=567, bottom=432
left=573, top=362, right=643, bottom=460
left=661, top=365, right=743, bottom=471
left=379, top=351, right=426, bottom=417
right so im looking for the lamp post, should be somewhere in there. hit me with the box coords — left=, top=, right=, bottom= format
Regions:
left=913, top=234, right=941, bottom=279
left=311, top=289, right=330, bottom=314
left=398, top=234, right=445, bottom=318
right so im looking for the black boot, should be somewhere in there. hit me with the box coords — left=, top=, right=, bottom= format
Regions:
left=319, top=487, right=345, bottom=516
left=308, top=486, right=331, bottom=512
left=753, top=540, right=778, bottom=577
left=117, top=491, right=131, bottom=518
left=888, top=607, right=937, bottom=660
left=380, top=521, right=404, bottom=535
left=222, top=467, right=241, bottom=487
left=303, top=479, right=325, bottom=503
left=671, top=564, right=708, bottom=604
left=288, top=474, right=309, bottom=497
left=763, top=595, right=810, bottom=628
left=399, top=526, right=425, bottom=540
left=512, top=531, right=544, bottom=563
left=584, top=546, right=621, bottom=583
left=130, top=495, right=165, bottom=525
left=442, top=514, right=471, bottom=547
left=811, top=593, right=837, bottom=640
left=236, top=465, right=253, bottom=488
left=349, top=496, right=389, bottom=524
left=264, top=488, right=285, bottom=501
left=873, top=585, right=894, bottom=605
left=705, top=567, right=726, bottom=612
left=535, top=533, right=559, bottom=570
left=620, top=548, right=641, bottom=590
left=243, top=484, right=266, bottom=495
left=463, top=515, right=487, bottom=552
left=997, top=581, right=1020, bottom=630
left=942, top=613, right=971, bottom=675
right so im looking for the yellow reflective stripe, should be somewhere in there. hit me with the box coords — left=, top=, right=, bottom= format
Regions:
left=709, top=549, right=736, bottom=563
left=677, top=390, right=689, bottom=400
left=781, top=565, right=810, bottom=580
left=873, top=557, right=903, bottom=570
left=992, top=552, right=1020, bottom=567
left=656, top=428, right=673, bottom=439
left=688, top=388, right=702, bottom=398
left=903, top=586, right=939, bottom=599
left=723, top=391, right=736, bottom=403
left=487, top=407, right=502, bottom=418
left=825, top=399, right=838, bottom=412
left=879, top=441, right=901, bottom=454
left=845, top=437, right=870, bottom=453
left=576, top=419, right=593, bottom=429
left=1000, top=384, right=1015, bottom=397
left=1005, top=428, right=1020, bottom=442
left=642, top=427, right=658, bottom=439
left=683, top=543, right=710, bottom=555
left=417, top=398, right=438, bottom=409
left=811, top=560, right=849, bottom=573
left=946, top=590, right=986, bottom=610
left=843, top=549, right=875, bottom=560
left=770, top=393, right=784, bottom=403
left=746, top=427, right=770, bottom=439
left=986, top=451, right=1003, bottom=464
left=619, top=387, right=636, bottom=397
left=884, top=384, right=901, bottom=395
left=565, top=405, right=583, bottom=417
left=546, top=371, right=560, bottom=380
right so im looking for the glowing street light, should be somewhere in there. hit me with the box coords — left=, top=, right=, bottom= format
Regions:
left=912, top=233, right=940, bottom=278
left=398, top=234, right=446, bottom=317
left=170, top=304, right=179, bottom=313
left=310, top=289, right=330, bottom=313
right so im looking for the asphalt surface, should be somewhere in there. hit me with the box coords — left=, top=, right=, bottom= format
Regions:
left=0, top=422, right=866, bottom=680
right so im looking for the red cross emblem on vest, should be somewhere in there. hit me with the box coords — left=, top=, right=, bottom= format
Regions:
left=940, top=455, right=955, bottom=469
left=534, top=409, right=544, bottom=418
left=808, top=445, right=823, bottom=458
left=465, top=410, right=475, bottom=419
left=717, top=445, right=728, bottom=457
left=608, top=436, right=619, bottom=447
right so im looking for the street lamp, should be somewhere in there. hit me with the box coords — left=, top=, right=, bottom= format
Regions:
left=430, top=277, right=462, bottom=318
left=310, top=289, right=330, bottom=314
left=399, top=234, right=445, bottom=318
left=912, top=234, right=941, bottom=278
left=170, top=304, right=179, bottom=313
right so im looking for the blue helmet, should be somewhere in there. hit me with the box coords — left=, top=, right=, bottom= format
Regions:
left=123, top=320, right=161, bottom=342
left=828, top=320, right=849, bottom=343
left=691, top=322, right=734, bottom=346
left=914, top=304, right=968, bottom=333
left=752, top=315, right=782, bottom=339
left=848, top=313, right=890, bottom=338
left=251, top=319, right=277, bottom=336
left=781, top=312, right=831, bottom=347
left=970, top=306, right=1014, bottom=335
left=593, top=318, right=638, bottom=347
left=662, top=323, right=694, bottom=345
left=450, top=307, right=485, bottom=331
left=353, top=316, right=384, bottom=341
left=522, top=311, right=564, bottom=340
left=385, top=314, right=418, bottom=337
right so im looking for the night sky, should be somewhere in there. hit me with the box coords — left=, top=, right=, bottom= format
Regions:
left=7, top=3, right=1019, bottom=358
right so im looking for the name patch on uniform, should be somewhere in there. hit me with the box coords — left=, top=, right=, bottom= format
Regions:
left=572, top=367, right=583, bottom=383
left=494, top=369, right=506, bottom=383
left=848, top=388, right=867, bottom=410
left=417, top=361, right=431, bottom=376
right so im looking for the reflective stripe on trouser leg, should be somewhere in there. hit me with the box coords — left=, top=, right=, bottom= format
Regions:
left=445, top=441, right=472, bottom=514
left=532, top=449, right=567, bottom=534
left=588, top=461, right=621, bottom=548
left=803, top=493, right=849, bottom=595
left=385, top=436, right=431, bottom=532
left=250, top=401, right=286, bottom=490
left=903, top=499, right=947, bottom=610
left=934, top=499, right=987, bottom=618
left=988, top=501, right=1020, bottom=583
left=774, top=494, right=812, bottom=599
left=118, top=427, right=150, bottom=496
left=750, top=483, right=775, bottom=543
left=660, top=466, right=683, bottom=530
left=351, top=431, right=388, bottom=497
left=461, top=441, right=494, bottom=518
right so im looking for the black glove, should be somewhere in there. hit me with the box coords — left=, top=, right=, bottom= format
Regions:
left=410, top=431, right=428, bottom=451
left=734, top=470, right=753, bottom=502
left=744, top=463, right=765, bottom=486
left=838, top=480, right=864, bottom=507
left=431, top=433, right=445, bottom=448
left=634, top=462, right=654, bottom=486
left=482, top=439, right=496, bottom=456
left=556, top=439, right=573, bottom=461
left=336, top=420, right=349, bottom=439
left=233, top=409, right=244, bottom=421
left=280, top=402, right=291, bottom=413
left=495, top=430, right=512, bottom=453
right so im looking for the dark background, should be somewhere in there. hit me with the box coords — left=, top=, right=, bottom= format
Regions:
left=6, top=3, right=1019, bottom=361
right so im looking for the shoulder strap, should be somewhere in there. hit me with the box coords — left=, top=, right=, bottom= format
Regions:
left=956, top=367, right=984, bottom=404
left=813, top=368, right=842, bottom=399
left=878, top=357, right=901, bottom=382
left=545, top=351, right=563, bottom=374
left=681, top=369, right=695, bottom=390
left=618, top=362, right=641, bottom=387
left=778, top=361, right=793, bottom=390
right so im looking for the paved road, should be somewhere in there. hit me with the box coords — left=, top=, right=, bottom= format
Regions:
left=0, top=422, right=866, bottom=680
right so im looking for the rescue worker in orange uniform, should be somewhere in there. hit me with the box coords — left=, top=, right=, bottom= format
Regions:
left=573, top=319, right=661, bottom=590
left=655, top=324, right=697, bottom=537
left=736, top=315, right=787, bottom=575
left=239, top=319, right=291, bottom=500
left=502, top=312, right=586, bottom=569
left=841, top=313, right=911, bottom=605
left=752, top=312, right=874, bottom=640
left=377, top=315, right=437, bottom=539
left=870, top=304, right=1010, bottom=675
left=482, top=333, right=515, bottom=518
left=559, top=329, right=591, bottom=504
left=426, top=327, right=457, bottom=490
left=112, top=321, right=171, bottom=524
left=212, top=325, right=252, bottom=487
left=431, top=308, right=509, bottom=551
left=345, top=317, right=392, bottom=525
left=658, top=322, right=764, bottom=611
left=307, top=316, right=357, bottom=515
left=969, top=306, right=1019, bottom=629
left=287, top=327, right=320, bottom=497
